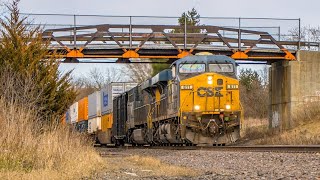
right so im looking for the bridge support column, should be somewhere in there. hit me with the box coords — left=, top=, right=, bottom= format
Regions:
left=269, top=50, right=320, bottom=130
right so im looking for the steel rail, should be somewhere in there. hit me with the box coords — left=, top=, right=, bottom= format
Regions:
left=98, top=145, right=320, bottom=154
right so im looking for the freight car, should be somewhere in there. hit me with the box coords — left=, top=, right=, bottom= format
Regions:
left=61, top=82, right=137, bottom=145
left=87, top=83, right=137, bottom=144
left=112, top=55, right=241, bottom=146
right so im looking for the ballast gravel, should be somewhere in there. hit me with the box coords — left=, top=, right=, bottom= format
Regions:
left=99, top=148, right=320, bottom=179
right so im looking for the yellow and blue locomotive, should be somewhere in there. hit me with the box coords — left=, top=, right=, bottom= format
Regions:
left=112, top=55, right=241, bottom=146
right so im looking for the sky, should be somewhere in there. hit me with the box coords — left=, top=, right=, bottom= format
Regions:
left=19, top=0, right=318, bottom=25
left=17, top=0, right=319, bottom=78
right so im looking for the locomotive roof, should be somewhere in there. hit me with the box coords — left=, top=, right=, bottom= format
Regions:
left=172, top=55, right=236, bottom=66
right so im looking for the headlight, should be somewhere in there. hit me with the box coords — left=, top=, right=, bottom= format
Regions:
left=226, top=105, right=231, bottom=110
left=208, top=76, right=213, bottom=85
left=194, top=105, right=200, bottom=110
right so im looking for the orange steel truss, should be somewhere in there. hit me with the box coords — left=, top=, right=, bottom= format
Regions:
left=42, top=24, right=310, bottom=62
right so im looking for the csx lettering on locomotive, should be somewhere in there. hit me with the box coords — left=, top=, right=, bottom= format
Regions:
left=197, top=87, right=224, bottom=97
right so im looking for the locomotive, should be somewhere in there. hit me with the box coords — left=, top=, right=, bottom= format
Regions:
left=112, top=55, right=241, bottom=146
left=65, top=55, right=241, bottom=146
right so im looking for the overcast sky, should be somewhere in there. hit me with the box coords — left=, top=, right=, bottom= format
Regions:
left=19, top=0, right=318, bottom=26
left=18, top=0, right=318, bottom=78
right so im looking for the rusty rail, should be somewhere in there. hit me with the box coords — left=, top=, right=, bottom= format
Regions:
left=98, top=145, right=320, bottom=154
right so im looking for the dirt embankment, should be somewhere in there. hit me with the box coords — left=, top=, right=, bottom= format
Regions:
left=241, top=117, right=320, bottom=145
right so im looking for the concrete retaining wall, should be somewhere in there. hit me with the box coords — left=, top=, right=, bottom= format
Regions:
left=269, top=50, right=320, bottom=130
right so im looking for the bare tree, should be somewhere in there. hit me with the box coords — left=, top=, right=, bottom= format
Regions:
left=125, top=63, right=153, bottom=83
left=73, top=67, right=128, bottom=100
left=74, top=67, right=126, bottom=89
left=287, top=26, right=320, bottom=51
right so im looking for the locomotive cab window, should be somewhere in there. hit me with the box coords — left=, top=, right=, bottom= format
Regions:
left=209, top=64, right=234, bottom=73
left=179, top=63, right=206, bottom=74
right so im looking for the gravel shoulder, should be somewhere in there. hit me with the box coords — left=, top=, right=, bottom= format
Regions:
left=96, top=148, right=320, bottom=179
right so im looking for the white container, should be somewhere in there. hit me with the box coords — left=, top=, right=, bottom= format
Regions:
left=96, top=117, right=102, bottom=130
left=88, top=118, right=98, bottom=134
left=69, top=102, right=78, bottom=124
left=125, top=83, right=138, bottom=91
left=101, top=82, right=137, bottom=115
left=88, top=91, right=101, bottom=119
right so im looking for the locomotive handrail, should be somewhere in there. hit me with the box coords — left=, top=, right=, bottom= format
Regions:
left=133, top=97, right=167, bottom=111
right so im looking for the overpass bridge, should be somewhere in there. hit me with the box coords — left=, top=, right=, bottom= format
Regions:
left=31, top=14, right=319, bottom=63
left=43, top=24, right=318, bottom=63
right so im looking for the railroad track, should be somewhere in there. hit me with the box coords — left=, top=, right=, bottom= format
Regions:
left=97, top=145, right=320, bottom=156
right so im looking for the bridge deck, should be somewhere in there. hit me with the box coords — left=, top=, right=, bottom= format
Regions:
left=42, top=24, right=316, bottom=62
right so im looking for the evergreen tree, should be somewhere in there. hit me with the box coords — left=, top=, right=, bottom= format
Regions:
left=238, top=69, right=262, bottom=91
left=175, top=8, right=201, bottom=33
left=0, top=1, right=76, bottom=121
left=151, top=63, right=170, bottom=76
left=238, top=68, right=269, bottom=118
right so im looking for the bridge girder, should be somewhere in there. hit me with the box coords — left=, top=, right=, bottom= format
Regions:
left=43, top=24, right=310, bottom=62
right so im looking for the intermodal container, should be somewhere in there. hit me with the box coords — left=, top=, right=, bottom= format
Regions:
left=78, top=97, right=88, bottom=122
left=125, top=83, right=138, bottom=92
left=88, top=117, right=100, bottom=134
left=88, top=118, right=96, bottom=134
left=88, top=91, right=101, bottom=119
left=101, top=113, right=113, bottom=132
left=61, top=113, right=66, bottom=125
left=70, top=102, right=78, bottom=124
left=101, top=82, right=137, bottom=116
left=65, top=110, right=70, bottom=124
left=76, top=120, right=88, bottom=133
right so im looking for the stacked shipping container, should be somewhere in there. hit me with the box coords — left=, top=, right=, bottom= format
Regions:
left=77, top=97, right=89, bottom=132
left=62, top=82, right=137, bottom=144
left=65, top=110, right=70, bottom=124
left=88, top=91, right=102, bottom=134
left=98, top=82, right=137, bottom=144
left=69, top=102, right=78, bottom=125
left=61, top=113, right=67, bottom=125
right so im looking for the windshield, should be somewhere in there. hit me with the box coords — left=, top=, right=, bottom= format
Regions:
left=209, top=64, right=234, bottom=73
left=179, top=64, right=206, bottom=73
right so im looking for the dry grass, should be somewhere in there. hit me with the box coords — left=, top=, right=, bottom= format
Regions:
left=102, top=155, right=199, bottom=178
left=126, top=155, right=199, bottom=177
left=241, top=118, right=269, bottom=139
left=256, top=119, right=320, bottom=145
left=259, top=102, right=320, bottom=145
left=0, top=99, right=104, bottom=179
left=242, top=117, right=320, bottom=145
left=242, top=102, right=320, bottom=145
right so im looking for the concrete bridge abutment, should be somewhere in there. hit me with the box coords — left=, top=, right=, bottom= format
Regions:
left=269, top=50, right=320, bottom=130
